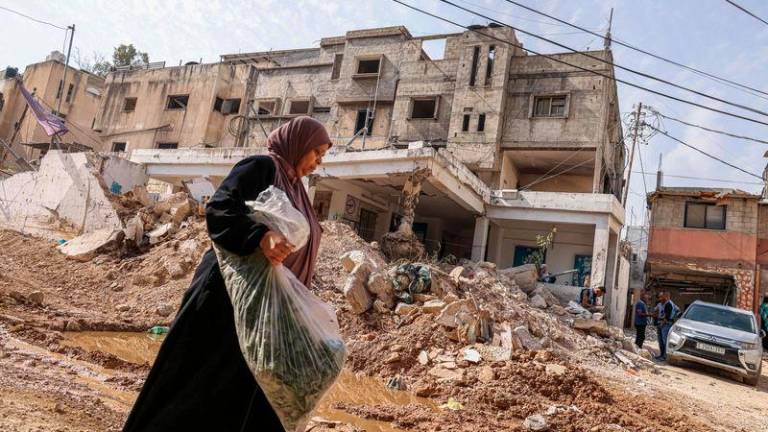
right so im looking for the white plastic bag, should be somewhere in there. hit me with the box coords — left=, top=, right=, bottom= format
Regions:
left=214, top=186, right=346, bottom=432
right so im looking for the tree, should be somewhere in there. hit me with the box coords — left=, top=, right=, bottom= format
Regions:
left=112, top=44, right=149, bottom=67
left=74, top=48, right=111, bottom=77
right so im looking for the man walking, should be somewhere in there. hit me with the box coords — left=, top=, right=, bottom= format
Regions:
left=634, top=291, right=650, bottom=349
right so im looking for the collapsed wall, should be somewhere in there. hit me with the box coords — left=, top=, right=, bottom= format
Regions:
left=0, top=150, right=147, bottom=240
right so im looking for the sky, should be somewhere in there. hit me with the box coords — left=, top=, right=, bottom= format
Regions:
left=2, top=0, right=768, bottom=227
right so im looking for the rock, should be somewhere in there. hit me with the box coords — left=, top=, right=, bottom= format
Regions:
left=340, top=250, right=367, bottom=273
left=148, top=223, right=174, bottom=245
left=523, top=414, right=548, bottom=431
left=529, top=294, right=547, bottom=309
left=498, top=264, right=538, bottom=293
left=572, top=319, right=610, bottom=337
left=343, top=262, right=374, bottom=314
left=474, top=344, right=512, bottom=362
left=116, top=304, right=131, bottom=312
left=478, top=365, right=495, bottom=383
left=27, top=291, right=44, bottom=305
left=622, top=337, right=639, bottom=353
left=545, top=364, right=567, bottom=376
left=413, top=293, right=437, bottom=303
left=53, top=403, right=65, bottom=414
left=532, top=285, right=560, bottom=307
left=367, top=271, right=396, bottom=308
left=436, top=299, right=477, bottom=328
left=476, top=261, right=497, bottom=272
left=155, top=303, right=175, bottom=317
left=449, top=266, right=465, bottom=284
left=372, top=299, right=390, bottom=314
left=510, top=289, right=529, bottom=303
left=462, top=348, right=482, bottom=363
left=428, top=366, right=464, bottom=381
left=417, top=350, right=429, bottom=365
left=439, top=361, right=457, bottom=369
left=421, top=299, right=446, bottom=314
left=443, top=293, right=460, bottom=304
left=395, top=302, right=418, bottom=315
left=164, top=260, right=187, bottom=279
left=169, top=199, right=193, bottom=225
left=592, top=312, right=604, bottom=321
left=384, top=352, right=401, bottom=364
left=514, top=326, right=543, bottom=351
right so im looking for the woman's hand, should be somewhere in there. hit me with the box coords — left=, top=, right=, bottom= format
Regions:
left=260, top=231, right=294, bottom=266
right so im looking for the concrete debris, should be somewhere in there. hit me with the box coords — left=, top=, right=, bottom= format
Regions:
left=462, top=348, right=482, bottom=363
left=148, top=223, right=174, bottom=245
left=421, top=299, right=446, bottom=314
left=427, top=365, right=464, bottom=381
left=340, top=250, right=368, bottom=273
left=372, top=299, right=390, bottom=314
left=58, top=229, right=123, bottom=261
left=394, top=302, right=418, bottom=315
left=498, top=263, right=538, bottom=293
left=27, top=291, right=45, bottom=306
left=523, top=414, right=548, bottom=431
left=436, top=299, right=477, bottom=329
left=545, top=363, right=567, bottom=376
left=513, top=326, right=543, bottom=351
left=366, top=271, right=396, bottom=308
left=155, top=303, right=175, bottom=317
left=343, top=262, right=374, bottom=314
left=449, top=266, right=464, bottom=284
left=531, top=285, right=561, bottom=307
left=417, top=350, right=429, bottom=365
left=380, top=230, right=426, bottom=261
left=477, top=365, right=495, bottom=383
left=572, top=319, right=611, bottom=338
left=529, top=294, right=548, bottom=309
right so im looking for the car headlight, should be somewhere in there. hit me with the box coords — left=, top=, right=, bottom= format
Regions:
left=667, top=329, right=683, bottom=346
left=739, top=341, right=758, bottom=350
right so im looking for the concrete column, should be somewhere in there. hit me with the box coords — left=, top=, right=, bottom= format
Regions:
left=486, top=223, right=505, bottom=265
left=471, top=216, right=490, bottom=262
left=397, top=168, right=429, bottom=235
left=590, top=219, right=610, bottom=288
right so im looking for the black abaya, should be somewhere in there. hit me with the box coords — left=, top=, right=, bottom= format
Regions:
left=123, top=156, right=285, bottom=432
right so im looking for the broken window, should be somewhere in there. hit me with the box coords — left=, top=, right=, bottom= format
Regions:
left=477, top=113, right=486, bottom=132
left=123, top=97, right=137, bottom=112
left=485, top=45, right=495, bottom=85
left=462, top=114, right=470, bottom=132
left=533, top=95, right=568, bottom=117
left=288, top=99, right=310, bottom=115
left=157, top=142, right=178, bottom=149
left=65, top=84, right=74, bottom=103
left=356, top=58, right=381, bottom=75
left=331, top=53, right=343, bottom=80
left=469, top=46, right=480, bottom=86
left=111, top=142, right=127, bottom=152
left=166, top=94, right=189, bottom=110
left=684, top=202, right=726, bottom=230
left=255, top=100, right=278, bottom=116
left=410, top=97, right=439, bottom=119
left=355, top=109, right=374, bottom=135
left=56, top=80, right=63, bottom=99
left=213, top=97, right=223, bottom=112
left=221, top=98, right=241, bottom=115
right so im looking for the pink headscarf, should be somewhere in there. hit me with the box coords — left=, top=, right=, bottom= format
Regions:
left=266, top=116, right=331, bottom=286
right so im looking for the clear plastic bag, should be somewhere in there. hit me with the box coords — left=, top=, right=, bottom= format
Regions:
left=214, top=186, right=346, bottom=432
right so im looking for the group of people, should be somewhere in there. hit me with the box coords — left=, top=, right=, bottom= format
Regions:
left=633, top=290, right=680, bottom=361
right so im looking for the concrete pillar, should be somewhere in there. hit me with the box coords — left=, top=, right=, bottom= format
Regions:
left=590, top=219, right=610, bottom=288
left=397, top=168, right=429, bottom=235
left=471, top=216, right=490, bottom=262
left=486, top=223, right=504, bottom=265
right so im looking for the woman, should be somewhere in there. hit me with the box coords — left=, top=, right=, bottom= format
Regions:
left=123, top=116, right=331, bottom=432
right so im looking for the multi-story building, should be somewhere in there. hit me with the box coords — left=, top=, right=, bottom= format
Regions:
left=0, top=52, right=106, bottom=162
left=646, top=187, right=768, bottom=313
left=96, top=24, right=627, bottom=323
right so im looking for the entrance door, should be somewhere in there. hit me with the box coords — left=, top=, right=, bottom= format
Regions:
left=357, top=208, right=377, bottom=242
left=572, top=255, right=592, bottom=286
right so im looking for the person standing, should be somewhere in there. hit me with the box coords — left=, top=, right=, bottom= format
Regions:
left=634, top=291, right=650, bottom=349
left=760, top=296, right=768, bottom=350
left=652, top=292, right=664, bottom=358
left=123, top=117, right=332, bottom=432
left=656, top=291, right=680, bottom=362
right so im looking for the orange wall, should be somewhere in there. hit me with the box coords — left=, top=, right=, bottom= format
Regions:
left=757, top=239, right=768, bottom=266
left=648, top=227, right=757, bottom=265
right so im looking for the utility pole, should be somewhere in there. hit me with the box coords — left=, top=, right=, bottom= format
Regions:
left=53, top=24, right=75, bottom=151
left=621, top=102, right=642, bottom=207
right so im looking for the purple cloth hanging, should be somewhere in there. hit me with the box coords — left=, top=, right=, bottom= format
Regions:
left=18, top=83, right=68, bottom=137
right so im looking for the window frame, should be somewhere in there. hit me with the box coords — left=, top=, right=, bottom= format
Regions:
left=287, top=98, right=312, bottom=116
left=529, top=93, right=570, bottom=118
left=461, top=114, right=470, bottom=132
left=408, top=96, right=440, bottom=120
left=166, top=94, right=190, bottom=110
left=477, top=113, right=486, bottom=132
left=353, top=55, right=383, bottom=79
left=684, top=202, right=727, bottom=230
left=331, top=53, right=343, bottom=80
left=156, top=142, right=179, bottom=150
left=253, top=98, right=280, bottom=116
left=123, top=97, right=137, bottom=112
left=111, top=142, right=127, bottom=152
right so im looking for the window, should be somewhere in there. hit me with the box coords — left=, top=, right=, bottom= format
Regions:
left=65, top=84, right=74, bottom=103
left=462, top=114, right=470, bottom=132
left=477, top=113, right=486, bottom=132
left=254, top=100, right=278, bottom=116
left=166, top=94, right=189, bottom=110
left=288, top=99, right=310, bottom=115
left=56, top=80, right=63, bottom=99
left=356, top=58, right=381, bottom=75
left=331, top=53, right=343, bottom=80
left=215, top=98, right=240, bottom=115
left=469, top=46, right=480, bottom=86
left=313, top=106, right=331, bottom=113
left=684, top=202, right=726, bottom=230
left=123, top=97, right=137, bottom=112
left=410, top=97, right=439, bottom=119
left=485, top=45, right=495, bottom=85
left=355, top=109, right=374, bottom=135
left=111, top=142, right=127, bottom=152
left=157, top=142, right=178, bottom=149
left=533, top=95, right=568, bottom=117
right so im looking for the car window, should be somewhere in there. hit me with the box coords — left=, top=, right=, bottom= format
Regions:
left=683, top=304, right=755, bottom=333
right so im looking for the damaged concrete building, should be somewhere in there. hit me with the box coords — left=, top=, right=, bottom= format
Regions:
left=0, top=52, right=106, bottom=162
left=646, top=187, right=768, bottom=313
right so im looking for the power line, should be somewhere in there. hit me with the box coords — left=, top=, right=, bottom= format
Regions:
left=390, top=0, right=768, bottom=128
left=439, top=0, right=768, bottom=119
left=646, top=124, right=764, bottom=180
left=632, top=171, right=764, bottom=186
left=724, top=0, right=768, bottom=27
left=0, top=5, right=67, bottom=30
left=501, top=0, right=768, bottom=100
left=650, top=108, right=768, bottom=145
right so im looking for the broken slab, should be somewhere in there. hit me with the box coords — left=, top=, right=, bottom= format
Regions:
left=428, top=366, right=464, bottom=381
left=572, top=318, right=610, bottom=338
left=58, top=228, right=122, bottom=261
left=148, top=223, right=174, bottom=245
left=513, top=325, right=543, bottom=351
left=343, top=262, right=374, bottom=314
left=436, top=299, right=478, bottom=328
left=529, top=294, right=548, bottom=309
left=340, top=250, right=367, bottom=273
left=498, top=264, right=538, bottom=293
